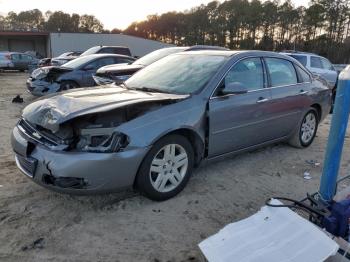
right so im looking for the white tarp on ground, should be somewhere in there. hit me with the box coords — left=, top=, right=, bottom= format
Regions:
left=199, top=199, right=339, bottom=262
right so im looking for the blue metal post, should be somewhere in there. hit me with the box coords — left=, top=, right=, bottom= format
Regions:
left=319, top=66, right=350, bottom=202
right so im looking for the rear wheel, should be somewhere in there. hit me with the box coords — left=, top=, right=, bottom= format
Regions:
left=60, top=81, right=79, bottom=91
left=136, top=135, right=194, bottom=201
left=289, top=109, right=318, bottom=148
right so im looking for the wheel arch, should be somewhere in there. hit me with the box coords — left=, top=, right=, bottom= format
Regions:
left=310, top=103, right=322, bottom=121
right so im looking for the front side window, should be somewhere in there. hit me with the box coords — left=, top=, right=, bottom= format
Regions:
left=11, top=54, right=20, bottom=60
left=87, top=57, right=115, bottom=69
left=265, top=58, right=298, bottom=87
left=224, top=57, right=264, bottom=91
left=310, top=56, right=323, bottom=69
left=125, top=54, right=227, bottom=94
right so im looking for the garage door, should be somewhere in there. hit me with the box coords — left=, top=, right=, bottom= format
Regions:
left=8, top=39, right=35, bottom=52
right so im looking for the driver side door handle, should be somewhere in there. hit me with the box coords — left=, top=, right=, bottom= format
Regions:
left=256, top=97, right=269, bottom=103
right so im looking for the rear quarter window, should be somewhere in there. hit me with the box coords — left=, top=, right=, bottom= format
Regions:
left=289, top=55, right=307, bottom=67
left=295, top=65, right=312, bottom=82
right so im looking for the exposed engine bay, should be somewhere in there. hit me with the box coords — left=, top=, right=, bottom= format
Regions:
left=20, top=100, right=177, bottom=153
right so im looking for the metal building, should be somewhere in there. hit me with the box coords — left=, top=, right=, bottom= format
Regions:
left=0, top=32, right=173, bottom=58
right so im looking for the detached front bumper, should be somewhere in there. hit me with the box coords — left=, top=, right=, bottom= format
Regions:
left=26, top=78, right=60, bottom=96
left=11, top=125, right=149, bottom=195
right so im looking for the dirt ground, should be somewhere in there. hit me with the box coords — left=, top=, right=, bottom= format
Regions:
left=1, top=72, right=350, bottom=262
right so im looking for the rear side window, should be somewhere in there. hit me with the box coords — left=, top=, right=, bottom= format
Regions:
left=22, top=55, right=33, bottom=61
left=224, top=57, right=264, bottom=91
left=265, top=58, right=298, bottom=87
left=320, top=58, right=335, bottom=71
left=310, top=56, right=323, bottom=69
left=99, top=48, right=131, bottom=56
left=295, top=65, right=311, bottom=82
left=289, top=55, right=307, bottom=66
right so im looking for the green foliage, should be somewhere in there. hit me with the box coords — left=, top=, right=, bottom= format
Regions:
left=1, top=9, right=104, bottom=33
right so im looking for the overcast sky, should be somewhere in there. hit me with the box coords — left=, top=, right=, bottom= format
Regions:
left=0, top=0, right=310, bottom=30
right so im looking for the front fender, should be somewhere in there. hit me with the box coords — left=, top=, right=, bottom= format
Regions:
left=116, top=96, right=207, bottom=148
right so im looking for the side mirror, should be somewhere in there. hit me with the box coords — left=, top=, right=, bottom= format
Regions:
left=220, top=82, right=248, bottom=95
left=84, top=65, right=95, bottom=71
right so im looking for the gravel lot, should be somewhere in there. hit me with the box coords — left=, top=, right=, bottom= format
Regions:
left=1, top=72, right=350, bottom=262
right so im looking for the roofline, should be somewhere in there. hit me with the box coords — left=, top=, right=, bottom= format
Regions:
left=0, top=31, right=49, bottom=36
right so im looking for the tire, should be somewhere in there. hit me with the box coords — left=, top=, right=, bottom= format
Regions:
left=60, top=81, right=79, bottom=91
left=289, top=109, right=319, bottom=148
left=136, top=134, right=194, bottom=201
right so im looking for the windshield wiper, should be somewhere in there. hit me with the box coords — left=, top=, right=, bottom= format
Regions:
left=136, top=87, right=172, bottom=94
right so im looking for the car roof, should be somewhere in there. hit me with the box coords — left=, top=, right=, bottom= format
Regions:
left=82, top=54, right=134, bottom=59
left=280, top=51, right=319, bottom=56
left=97, top=46, right=129, bottom=49
left=177, top=50, right=294, bottom=58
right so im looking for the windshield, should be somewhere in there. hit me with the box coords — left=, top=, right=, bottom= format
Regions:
left=134, top=48, right=186, bottom=66
left=125, top=54, right=227, bottom=94
left=81, top=46, right=100, bottom=56
left=62, top=55, right=94, bottom=69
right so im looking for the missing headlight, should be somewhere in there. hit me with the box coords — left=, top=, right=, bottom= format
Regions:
left=76, top=127, right=129, bottom=153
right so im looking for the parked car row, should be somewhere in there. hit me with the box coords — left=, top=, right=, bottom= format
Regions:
left=94, top=45, right=229, bottom=85
left=12, top=48, right=332, bottom=201
left=28, top=54, right=136, bottom=96
left=0, top=52, right=39, bottom=72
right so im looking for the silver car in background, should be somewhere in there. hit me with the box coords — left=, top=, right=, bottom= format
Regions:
left=12, top=51, right=331, bottom=201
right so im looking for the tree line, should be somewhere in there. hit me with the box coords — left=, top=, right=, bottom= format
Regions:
left=1, top=0, right=349, bottom=63
left=124, top=0, right=350, bottom=63
left=0, top=9, right=109, bottom=33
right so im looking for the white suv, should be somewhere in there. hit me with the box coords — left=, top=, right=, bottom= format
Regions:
left=280, top=51, right=338, bottom=89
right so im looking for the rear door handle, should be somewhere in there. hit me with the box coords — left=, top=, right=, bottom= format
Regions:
left=256, top=97, right=269, bottom=103
left=299, top=90, right=309, bottom=95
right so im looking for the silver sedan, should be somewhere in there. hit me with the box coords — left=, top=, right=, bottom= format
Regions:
left=12, top=50, right=331, bottom=201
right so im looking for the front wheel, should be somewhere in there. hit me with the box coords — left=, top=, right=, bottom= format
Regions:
left=60, top=81, right=78, bottom=91
left=136, top=135, right=194, bottom=201
left=289, top=109, right=319, bottom=148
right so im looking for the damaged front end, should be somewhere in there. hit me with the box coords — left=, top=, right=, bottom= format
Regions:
left=27, top=66, right=73, bottom=96
left=13, top=86, right=189, bottom=192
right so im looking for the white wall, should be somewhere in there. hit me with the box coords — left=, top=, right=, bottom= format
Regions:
left=49, top=33, right=174, bottom=57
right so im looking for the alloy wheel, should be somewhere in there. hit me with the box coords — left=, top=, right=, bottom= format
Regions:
left=301, top=112, right=317, bottom=144
left=149, top=144, right=188, bottom=193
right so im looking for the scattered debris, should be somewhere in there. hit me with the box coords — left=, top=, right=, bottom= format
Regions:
left=21, top=237, right=45, bottom=251
left=12, top=95, right=23, bottom=103
left=304, top=172, right=312, bottom=180
left=306, top=160, right=321, bottom=167
left=152, top=209, right=161, bottom=213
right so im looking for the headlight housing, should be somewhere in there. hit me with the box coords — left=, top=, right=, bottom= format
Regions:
left=76, top=127, right=129, bottom=153
left=32, top=67, right=49, bottom=80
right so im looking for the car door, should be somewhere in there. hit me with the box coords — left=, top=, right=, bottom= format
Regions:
left=82, top=57, right=116, bottom=86
left=264, top=57, right=309, bottom=138
left=21, top=54, right=34, bottom=70
left=11, top=54, right=22, bottom=69
left=208, top=57, right=274, bottom=157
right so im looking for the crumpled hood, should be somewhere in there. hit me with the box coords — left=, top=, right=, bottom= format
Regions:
left=23, top=86, right=188, bottom=132
left=31, top=66, right=73, bottom=79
